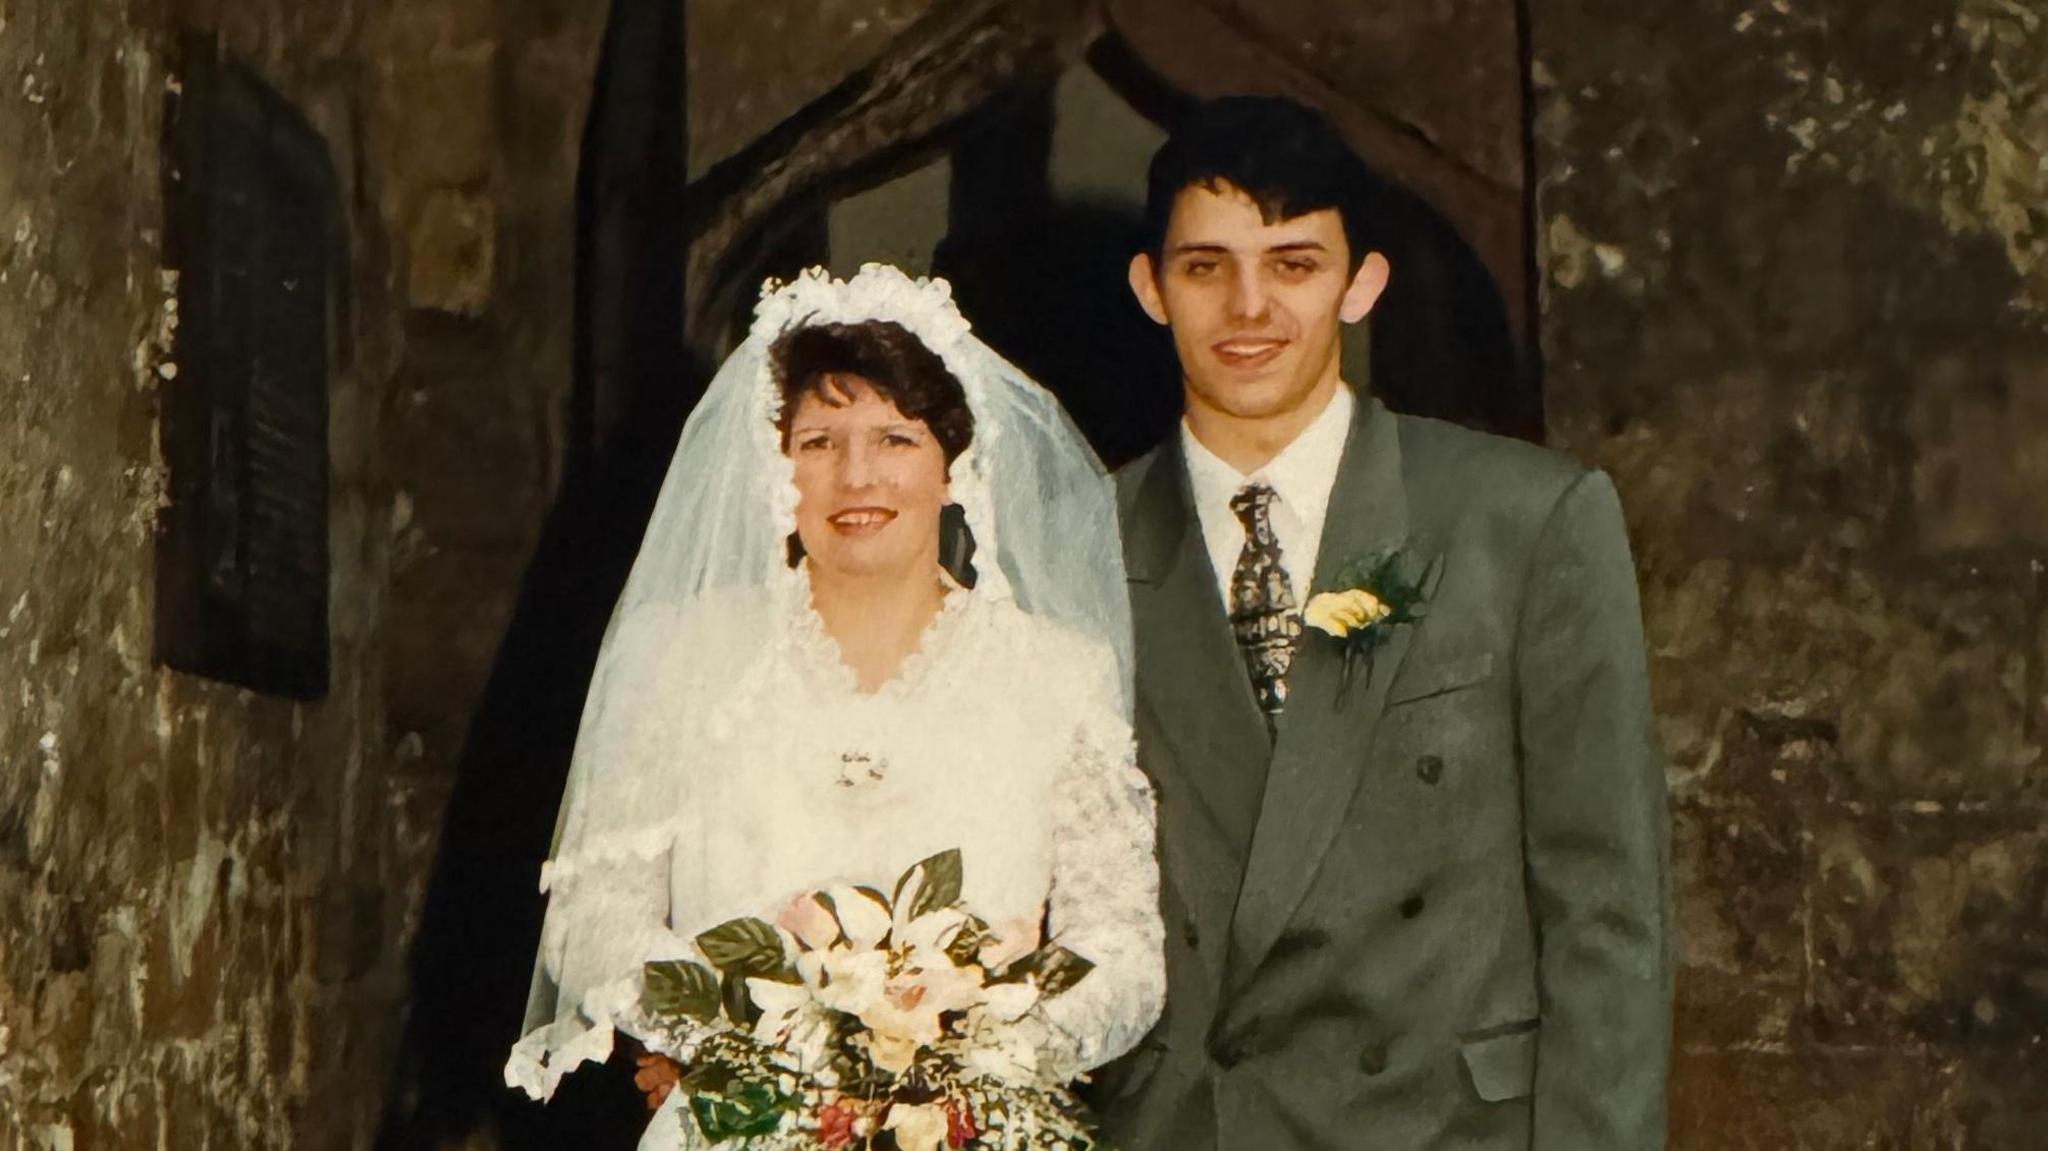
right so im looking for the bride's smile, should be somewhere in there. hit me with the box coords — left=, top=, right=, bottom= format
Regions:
left=826, top=505, right=898, bottom=533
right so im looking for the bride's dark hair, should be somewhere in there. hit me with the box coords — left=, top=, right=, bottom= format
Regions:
left=769, top=319, right=974, bottom=463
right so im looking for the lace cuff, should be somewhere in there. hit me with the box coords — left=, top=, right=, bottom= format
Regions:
left=1039, top=712, right=1165, bottom=1072
left=510, top=838, right=683, bottom=1100
left=505, top=1001, right=622, bottom=1101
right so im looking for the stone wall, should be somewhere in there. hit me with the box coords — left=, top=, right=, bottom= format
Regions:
left=0, top=1, right=391, bottom=1144
left=0, top=0, right=601, bottom=1146
left=1529, top=0, right=2048, bottom=1144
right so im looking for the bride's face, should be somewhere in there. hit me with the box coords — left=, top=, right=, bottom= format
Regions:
left=787, top=374, right=951, bottom=583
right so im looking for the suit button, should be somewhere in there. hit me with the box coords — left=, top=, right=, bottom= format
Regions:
left=1182, top=919, right=1200, bottom=949
left=1416, top=754, right=1445, bottom=785
left=1399, top=894, right=1426, bottom=919
left=1358, top=1040, right=1390, bottom=1075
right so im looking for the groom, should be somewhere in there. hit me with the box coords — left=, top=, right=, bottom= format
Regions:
left=1089, top=97, right=1670, bottom=1148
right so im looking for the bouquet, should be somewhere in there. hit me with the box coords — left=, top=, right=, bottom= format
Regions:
left=637, top=849, right=1108, bottom=1150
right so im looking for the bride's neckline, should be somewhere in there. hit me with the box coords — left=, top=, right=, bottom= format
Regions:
left=783, top=569, right=977, bottom=701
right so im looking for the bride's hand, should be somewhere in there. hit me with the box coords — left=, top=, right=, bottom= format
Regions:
left=633, top=1052, right=682, bottom=1112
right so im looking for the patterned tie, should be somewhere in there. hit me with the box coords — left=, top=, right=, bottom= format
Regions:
left=1228, top=483, right=1301, bottom=724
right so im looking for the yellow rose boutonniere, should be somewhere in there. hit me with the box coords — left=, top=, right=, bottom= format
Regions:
left=1307, top=546, right=1440, bottom=695
left=1303, top=588, right=1393, bottom=638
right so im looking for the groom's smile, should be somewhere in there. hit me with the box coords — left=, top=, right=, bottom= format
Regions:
left=1212, top=340, right=1291, bottom=375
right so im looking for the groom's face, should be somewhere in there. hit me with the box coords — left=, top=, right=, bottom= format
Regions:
left=1129, top=183, right=1388, bottom=427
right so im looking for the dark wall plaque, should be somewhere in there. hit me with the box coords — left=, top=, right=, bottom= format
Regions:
left=155, top=34, right=338, bottom=700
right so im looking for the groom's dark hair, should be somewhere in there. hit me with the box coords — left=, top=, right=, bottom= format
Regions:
left=1143, top=95, right=1390, bottom=273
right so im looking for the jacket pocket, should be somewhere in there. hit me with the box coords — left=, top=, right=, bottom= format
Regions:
left=1387, top=651, right=1496, bottom=707
left=1459, top=1025, right=1537, bottom=1103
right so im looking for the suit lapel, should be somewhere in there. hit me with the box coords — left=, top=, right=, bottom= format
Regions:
left=1124, top=439, right=1274, bottom=852
left=1226, top=396, right=1423, bottom=986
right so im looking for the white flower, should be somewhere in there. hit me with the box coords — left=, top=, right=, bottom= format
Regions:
left=954, top=1007, right=1045, bottom=1085
left=884, top=1102, right=951, bottom=1151
left=859, top=1029, right=923, bottom=1076
left=978, top=980, right=1041, bottom=1024
left=776, top=892, right=843, bottom=951
left=893, top=905, right=970, bottom=958
left=867, top=958, right=986, bottom=1055
left=749, top=978, right=835, bottom=1075
left=977, top=914, right=1041, bottom=974
left=822, top=884, right=893, bottom=951
left=805, top=947, right=890, bottom=1019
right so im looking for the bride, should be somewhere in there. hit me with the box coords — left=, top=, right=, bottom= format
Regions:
left=505, top=265, right=1164, bottom=1146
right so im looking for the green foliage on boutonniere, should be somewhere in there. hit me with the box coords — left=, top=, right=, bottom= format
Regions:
left=1302, top=547, right=1440, bottom=693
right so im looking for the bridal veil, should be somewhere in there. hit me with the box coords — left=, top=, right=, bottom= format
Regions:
left=510, top=265, right=1135, bottom=1097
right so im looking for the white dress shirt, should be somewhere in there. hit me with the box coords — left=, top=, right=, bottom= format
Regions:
left=1180, top=384, right=1355, bottom=611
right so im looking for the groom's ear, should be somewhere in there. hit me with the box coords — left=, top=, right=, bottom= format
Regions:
left=1340, top=251, right=1392, bottom=324
left=1128, top=253, right=1170, bottom=326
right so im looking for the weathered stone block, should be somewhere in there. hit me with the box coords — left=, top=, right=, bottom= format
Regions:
left=405, top=188, right=497, bottom=315
left=380, top=58, right=498, bottom=193
left=1669, top=1049, right=1935, bottom=1150
left=1644, top=545, right=2040, bottom=806
left=1808, top=810, right=2048, bottom=1047
left=1673, top=800, right=1806, bottom=1046
left=1830, top=560, right=2042, bottom=805
left=376, top=0, right=497, bottom=60
left=1910, top=353, right=2048, bottom=551
left=314, top=885, right=386, bottom=986
left=1928, top=1048, right=2048, bottom=1149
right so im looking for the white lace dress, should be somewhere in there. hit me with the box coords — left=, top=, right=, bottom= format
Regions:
left=508, top=581, right=1164, bottom=1148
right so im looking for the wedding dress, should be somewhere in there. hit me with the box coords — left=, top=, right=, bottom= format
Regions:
left=504, top=266, right=1164, bottom=1148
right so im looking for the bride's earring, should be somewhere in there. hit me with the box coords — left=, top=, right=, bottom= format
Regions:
left=939, top=503, right=978, bottom=589
left=786, top=531, right=806, bottom=568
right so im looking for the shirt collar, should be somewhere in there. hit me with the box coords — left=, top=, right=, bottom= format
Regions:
left=1179, top=384, right=1355, bottom=521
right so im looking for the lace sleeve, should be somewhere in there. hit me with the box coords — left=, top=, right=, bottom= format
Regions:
left=1037, top=643, right=1165, bottom=1074
left=543, top=842, right=681, bottom=1025
left=505, top=603, right=704, bottom=1101
left=505, top=829, right=686, bottom=1100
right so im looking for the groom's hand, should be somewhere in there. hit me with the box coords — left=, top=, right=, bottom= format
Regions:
left=632, top=1052, right=682, bottom=1112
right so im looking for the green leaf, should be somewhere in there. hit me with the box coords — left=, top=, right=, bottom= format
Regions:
left=945, top=914, right=992, bottom=968
left=642, top=959, right=721, bottom=1023
left=689, top=1078, right=792, bottom=1143
left=893, top=848, right=965, bottom=921
left=720, top=969, right=763, bottom=1029
left=680, top=1059, right=738, bottom=1095
left=695, top=917, right=794, bottom=980
left=1007, top=945, right=1095, bottom=997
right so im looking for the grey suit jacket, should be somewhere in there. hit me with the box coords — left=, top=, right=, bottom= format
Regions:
left=1088, top=395, right=1670, bottom=1150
